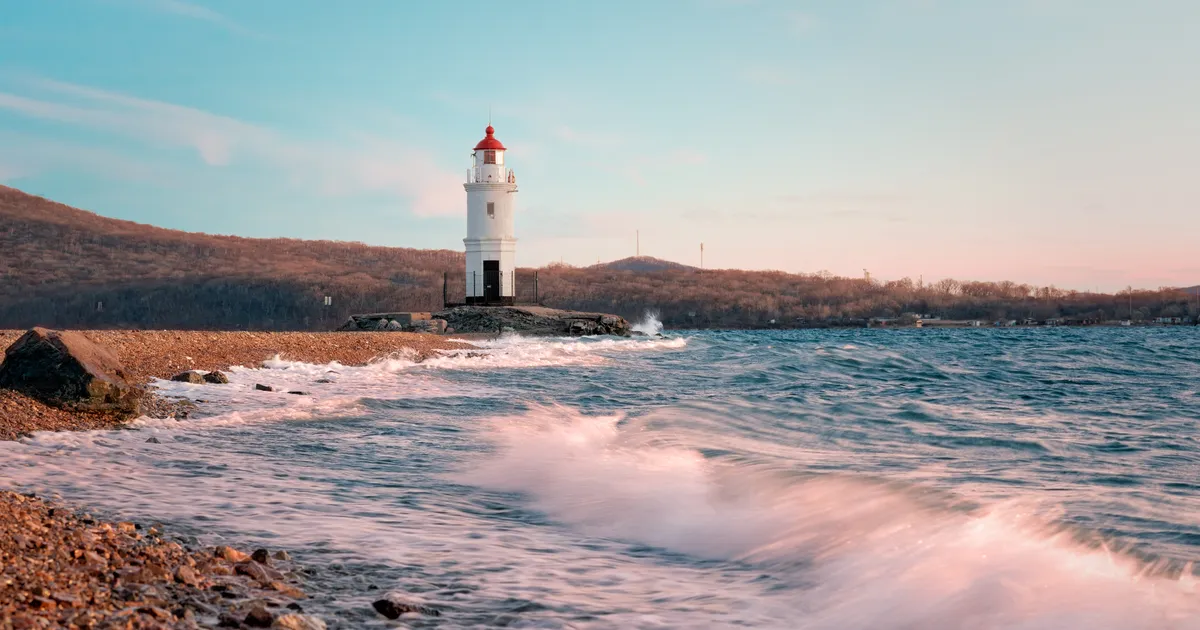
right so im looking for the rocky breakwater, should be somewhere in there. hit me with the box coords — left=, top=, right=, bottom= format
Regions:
left=338, top=312, right=449, bottom=334
left=434, top=306, right=631, bottom=336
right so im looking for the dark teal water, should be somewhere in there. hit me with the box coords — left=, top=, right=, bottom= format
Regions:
left=3, top=328, right=1200, bottom=628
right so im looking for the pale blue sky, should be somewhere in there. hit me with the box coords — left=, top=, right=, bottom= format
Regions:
left=2, top=0, right=1198, bottom=290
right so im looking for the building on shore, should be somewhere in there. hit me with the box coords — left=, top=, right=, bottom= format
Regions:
left=463, top=124, right=518, bottom=305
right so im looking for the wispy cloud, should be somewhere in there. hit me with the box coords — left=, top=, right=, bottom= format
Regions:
left=0, top=130, right=168, bottom=183
left=112, top=0, right=258, bottom=37
left=0, top=77, right=462, bottom=217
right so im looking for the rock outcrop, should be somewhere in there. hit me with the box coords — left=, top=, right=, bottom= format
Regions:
left=170, top=370, right=206, bottom=384
left=434, top=306, right=630, bottom=336
left=338, top=312, right=449, bottom=334
left=0, top=328, right=142, bottom=414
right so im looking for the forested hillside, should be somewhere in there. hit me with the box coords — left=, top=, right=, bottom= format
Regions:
left=538, top=265, right=1197, bottom=327
left=1, top=185, right=1195, bottom=330
left=0, top=186, right=459, bottom=329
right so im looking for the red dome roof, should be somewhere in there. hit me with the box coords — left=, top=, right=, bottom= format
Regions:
left=473, top=125, right=506, bottom=151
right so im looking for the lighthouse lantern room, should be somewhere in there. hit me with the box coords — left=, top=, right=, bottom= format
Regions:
left=464, top=124, right=518, bottom=305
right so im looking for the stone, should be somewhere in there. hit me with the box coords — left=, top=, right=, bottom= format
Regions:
left=203, top=371, right=230, bottom=384
left=255, top=384, right=274, bottom=392
left=286, top=391, right=310, bottom=396
left=410, top=319, right=448, bottom=334
left=170, top=371, right=206, bottom=384
left=146, top=436, right=161, bottom=444
left=251, top=548, right=270, bottom=564
left=273, top=613, right=326, bottom=630
left=272, top=550, right=291, bottom=561
left=245, top=606, right=275, bottom=628
left=268, top=580, right=307, bottom=599
left=174, top=565, right=200, bottom=587
left=385, top=319, right=405, bottom=331
left=372, top=596, right=440, bottom=619
left=235, top=560, right=285, bottom=583
left=215, top=546, right=250, bottom=563
left=0, top=327, right=143, bottom=413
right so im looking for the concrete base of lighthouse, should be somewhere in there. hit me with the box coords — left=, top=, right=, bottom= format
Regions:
left=464, top=237, right=517, bottom=305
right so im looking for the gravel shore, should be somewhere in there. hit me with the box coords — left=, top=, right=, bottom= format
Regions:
left=0, top=329, right=469, bottom=440
left=1, top=329, right=472, bottom=628
left=1, top=490, right=320, bottom=629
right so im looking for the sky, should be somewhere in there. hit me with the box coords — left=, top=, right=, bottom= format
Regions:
left=1, top=0, right=1198, bottom=291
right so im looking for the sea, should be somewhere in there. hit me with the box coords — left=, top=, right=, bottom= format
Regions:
left=3, top=320, right=1200, bottom=629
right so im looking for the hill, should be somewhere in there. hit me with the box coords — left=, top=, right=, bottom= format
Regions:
left=594, top=256, right=697, bottom=273
left=0, top=185, right=460, bottom=329
left=1, top=185, right=1196, bottom=330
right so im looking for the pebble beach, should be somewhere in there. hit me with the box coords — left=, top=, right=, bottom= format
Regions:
left=0, top=328, right=471, bottom=628
left=0, top=329, right=469, bottom=441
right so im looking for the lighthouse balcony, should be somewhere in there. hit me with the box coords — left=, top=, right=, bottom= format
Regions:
left=467, top=168, right=516, bottom=184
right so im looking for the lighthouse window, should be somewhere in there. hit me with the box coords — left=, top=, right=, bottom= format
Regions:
left=487, top=202, right=495, bottom=218
left=484, top=150, right=497, bottom=164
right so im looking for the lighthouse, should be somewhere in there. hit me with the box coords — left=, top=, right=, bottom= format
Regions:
left=464, top=124, right=518, bottom=305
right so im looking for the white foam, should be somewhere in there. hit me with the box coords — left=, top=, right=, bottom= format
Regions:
left=457, top=405, right=1200, bottom=629
left=415, top=334, right=687, bottom=370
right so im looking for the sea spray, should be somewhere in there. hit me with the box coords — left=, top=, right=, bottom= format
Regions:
left=632, top=309, right=665, bottom=336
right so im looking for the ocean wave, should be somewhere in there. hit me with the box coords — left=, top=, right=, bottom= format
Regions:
left=456, top=404, right=1200, bottom=629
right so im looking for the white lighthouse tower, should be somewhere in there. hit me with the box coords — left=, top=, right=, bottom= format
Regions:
left=464, top=124, right=518, bottom=304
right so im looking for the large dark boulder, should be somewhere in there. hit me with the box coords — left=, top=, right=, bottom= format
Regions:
left=0, top=327, right=143, bottom=414
left=372, top=596, right=439, bottom=619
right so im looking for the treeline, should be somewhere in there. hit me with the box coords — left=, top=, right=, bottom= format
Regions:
left=535, top=265, right=1198, bottom=327
left=1, top=185, right=1195, bottom=331
left=0, top=186, right=453, bottom=329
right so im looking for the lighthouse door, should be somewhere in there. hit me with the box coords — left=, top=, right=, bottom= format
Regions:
left=483, top=260, right=501, bottom=303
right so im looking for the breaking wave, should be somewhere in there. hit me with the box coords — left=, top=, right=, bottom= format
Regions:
left=458, top=405, right=1200, bottom=629
left=632, top=310, right=665, bottom=336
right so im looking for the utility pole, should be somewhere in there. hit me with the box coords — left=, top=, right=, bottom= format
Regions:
left=700, top=242, right=704, bottom=270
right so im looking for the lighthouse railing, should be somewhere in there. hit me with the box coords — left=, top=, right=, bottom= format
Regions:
left=440, top=270, right=541, bottom=308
